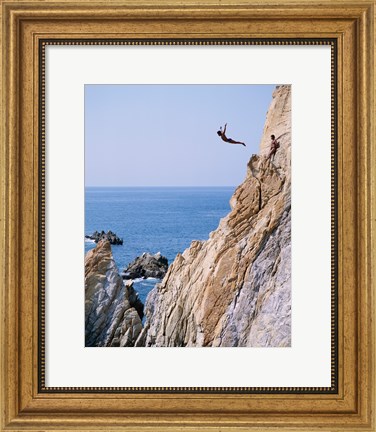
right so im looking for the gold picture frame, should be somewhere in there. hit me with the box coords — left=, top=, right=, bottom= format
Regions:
left=1, top=0, right=375, bottom=430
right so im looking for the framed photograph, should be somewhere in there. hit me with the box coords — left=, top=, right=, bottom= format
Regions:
left=1, top=0, right=374, bottom=430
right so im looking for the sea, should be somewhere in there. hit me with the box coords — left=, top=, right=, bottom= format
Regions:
left=85, top=187, right=235, bottom=305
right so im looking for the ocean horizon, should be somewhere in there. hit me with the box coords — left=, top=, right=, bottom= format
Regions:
left=85, top=185, right=237, bottom=189
left=85, top=186, right=235, bottom=304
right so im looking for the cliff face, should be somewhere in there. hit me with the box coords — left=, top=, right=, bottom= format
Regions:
left=139, top=85, right=291, bottom=347
left=85, top=240, right=143, bottom=347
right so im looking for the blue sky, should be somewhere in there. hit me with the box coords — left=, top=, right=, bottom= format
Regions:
left=85, top=84, right=275, bottom=187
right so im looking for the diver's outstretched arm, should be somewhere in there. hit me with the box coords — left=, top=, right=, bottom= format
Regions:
left=276, top=132, right=287, bottom=140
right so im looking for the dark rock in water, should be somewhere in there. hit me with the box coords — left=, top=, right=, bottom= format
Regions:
left=85, top=230, right=123, bottom=245
left=122, top=252, right=168, bottom=280
left=126, top=281, right=144, bottom=320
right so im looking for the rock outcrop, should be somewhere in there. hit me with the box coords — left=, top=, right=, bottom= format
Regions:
left=122, top=252, right=169, bottom=280
left=86, top=230, right=123, bottom=245
left=85, top=240, right=143, bottom=347
left=139, top=85, right=291, bottom=347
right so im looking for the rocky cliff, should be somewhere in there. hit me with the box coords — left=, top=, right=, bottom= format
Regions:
left=85, top=240, right=143, bottom=347
left=138, top=85, right=291, bottom=347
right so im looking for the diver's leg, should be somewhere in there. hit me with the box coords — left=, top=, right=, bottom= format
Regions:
left=228, top=138, right=246, bottom=146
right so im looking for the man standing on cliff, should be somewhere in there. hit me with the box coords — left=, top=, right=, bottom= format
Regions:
left=267, top=134, right=280, bottom=161
left=217, top=123, right=246, bottom=147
